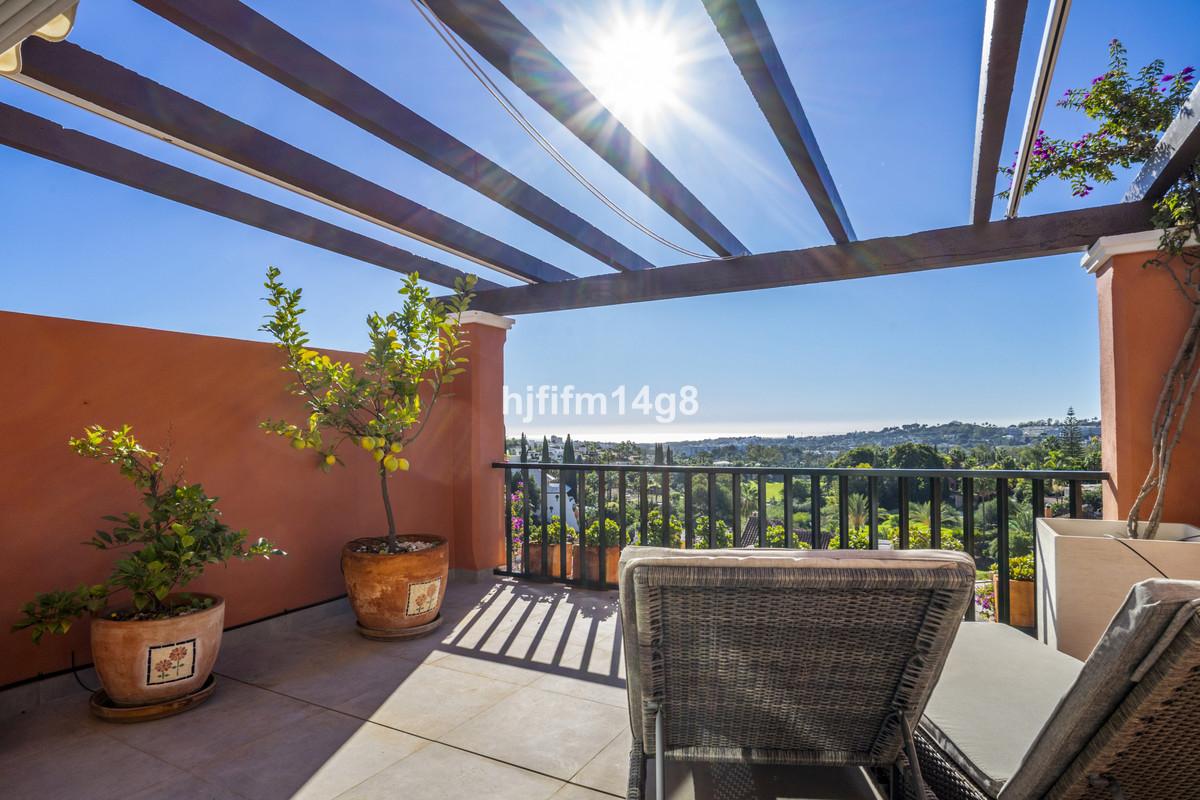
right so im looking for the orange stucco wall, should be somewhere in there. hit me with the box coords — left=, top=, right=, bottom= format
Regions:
left=0, top=311, right=506, bottom=687
left=1097, top=251, right=1200, bottom=525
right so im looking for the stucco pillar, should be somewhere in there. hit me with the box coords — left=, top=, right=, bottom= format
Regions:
left=449, top=311, right=514, bottom=574
left=1087, top=232, right=1200, bottom=525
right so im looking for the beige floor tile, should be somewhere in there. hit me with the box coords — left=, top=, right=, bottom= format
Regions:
left=428, top=650, right=548, bottom=686
left=529, top=672, right=628, bottom=708
left=573, top=727, right=633, bottom=796
left=442, top=686, right=628, bottom=780
left=290, top=721, right=429, bottom=800
left=550, top=784, right=622, bottom=799
left=194, top=709, right=425, bottom=800
left=359, top=663, right=519, bottom=738
left=105, top=678, right=320, bottom=768
left=334, top=742, right=563, bottom=800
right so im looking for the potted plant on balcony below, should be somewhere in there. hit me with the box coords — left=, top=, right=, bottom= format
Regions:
left=526, top=517, right=577, bottom=580
left=260, top=268, right=474, bottom=639
left=990, top=555, right=1035, bottom=628
left=576, top=517, right=623, bottom=584
left=13, top=425, right=283, bottom=709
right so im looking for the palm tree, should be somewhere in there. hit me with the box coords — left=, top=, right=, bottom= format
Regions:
left=847, top=492, right=870, bottom=531
left=909, top=500, right=963, bottom=528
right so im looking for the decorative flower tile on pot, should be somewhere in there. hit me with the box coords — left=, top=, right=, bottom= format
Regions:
left=406, top=578, right=442, bottom=616
left=146, top=639, right=197, bottom=685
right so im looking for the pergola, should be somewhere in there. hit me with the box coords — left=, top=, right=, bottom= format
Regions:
left=2, top=0, right=1197, bottom=315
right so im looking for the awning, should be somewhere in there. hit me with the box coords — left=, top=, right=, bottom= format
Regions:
left=0, top=0, right=78, bottom=74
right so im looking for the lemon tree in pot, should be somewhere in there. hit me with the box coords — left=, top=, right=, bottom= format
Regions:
left=13, top=425, right=283, bottom=707
left=260, top=267, right=475, bottom=639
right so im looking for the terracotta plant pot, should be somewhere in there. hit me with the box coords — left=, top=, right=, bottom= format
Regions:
left=342, top=535, right=449, bottom=637
left=90, top=593, right=224, bottom=707
left=991, top=575, right=1035, bottom=628
left=574, top=546, right=620, bottom=585
left=525, top=543, right=577, bottom=579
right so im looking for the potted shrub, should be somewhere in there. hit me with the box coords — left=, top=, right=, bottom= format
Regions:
left=575, top=517, right=622, bottom=584
left=260, top=268, right=474, bottom=639
left=13, top=425, right=282, bottom=707
left=990, top=554, right=1035, bottom=628
left=526, top=517, right=577, bottom=580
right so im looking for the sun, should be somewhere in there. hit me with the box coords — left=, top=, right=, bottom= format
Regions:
left=585, top=12, right=683, bottom=127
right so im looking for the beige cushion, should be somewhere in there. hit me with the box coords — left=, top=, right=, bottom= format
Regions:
left=999, top=580, right=1200, bottom=798
left=919, top=623, right=1083, bottom=797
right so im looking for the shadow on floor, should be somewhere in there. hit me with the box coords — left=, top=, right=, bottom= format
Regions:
left=0, top=577, right=628, bottom=800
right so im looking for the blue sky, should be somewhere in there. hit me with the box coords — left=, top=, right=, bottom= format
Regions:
left=2, top=0, right=1197, bottom=441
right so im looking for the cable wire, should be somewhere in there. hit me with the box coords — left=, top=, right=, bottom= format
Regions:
left=411, top=0, right=734, bottom=262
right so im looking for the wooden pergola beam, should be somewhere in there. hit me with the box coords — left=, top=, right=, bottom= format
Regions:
left=132, top=0, right=653, bottom=273
left=1006, top=0, right=1071, bottom=219
left=422, top=0, right=749, bottom=258
left=970, top=0, right=1029, bottom=224
left=469, top=201, right=1154, bottom=314
left=701, top=0, right=854, bottom=243
left=12, top=38, right=573, bottom=283
left=0, top=102, right=500, bottom=290
left=1125, top=82, right=1200, bottom=203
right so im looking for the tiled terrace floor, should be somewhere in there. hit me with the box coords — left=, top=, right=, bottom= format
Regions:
left=1, top=577, right=883, bottom=800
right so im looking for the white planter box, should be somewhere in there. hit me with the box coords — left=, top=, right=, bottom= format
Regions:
left=1036, top=517, right=1200, bottom=659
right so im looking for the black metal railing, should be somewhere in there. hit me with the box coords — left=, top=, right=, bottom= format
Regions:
left=493, top=460, right=1108, bottom=628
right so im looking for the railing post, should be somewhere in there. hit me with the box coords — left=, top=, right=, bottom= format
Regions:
left=1069, top=479, right=1083, bottom=518
left=997, top=477, right=1010, bottom=625
left=598, top=469, right=607, bottom=587
left=540, top=468, right=550, bottom=577
left=783, top=475, right=794, bottom=548
left=758, top=473, right=768, bottom=547
left=898, top=476, right=910, bottom=550
left=962, top=476, right=975, bottom=621
left=707, top=472, right=716, bottom=547
left=559, top=462, right=569, bottom=581
left=930, top=476, right=942, bottom=549
left=639, top=471, right=649, bottom=546
left=661, top=467, right=671, bottom=547
left=684, top=473, right=694, bottom=549
left=619, top=470, right=628, bottom=549
left=838, top=474, right=849, bottom=549
left=810, top=475, right=821, bottom=549
left=867, top=475, right=879, bottom=549
left=732, top=474, right=742, bottom=540
left=1031, top=477, right=1044, bottom=633
left=504, top=466, right=513, bottom=574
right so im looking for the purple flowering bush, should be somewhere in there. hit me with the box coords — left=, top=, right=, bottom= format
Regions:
left=999, top=40, right=1195, bottom=201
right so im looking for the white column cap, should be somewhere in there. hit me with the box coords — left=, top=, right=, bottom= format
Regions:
left=457, top=310, right=515, bottom=330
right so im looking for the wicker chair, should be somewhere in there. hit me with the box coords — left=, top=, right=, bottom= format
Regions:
left=618, top=546, right=976, bottom=799
left=907, top=579, right=1200, bottom=799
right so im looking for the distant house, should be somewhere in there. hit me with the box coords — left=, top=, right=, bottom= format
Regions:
left=543, top=482, right=579, bottom=531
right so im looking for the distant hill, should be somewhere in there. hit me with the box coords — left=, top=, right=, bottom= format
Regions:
left=669, top=419, right=1099, bottom=456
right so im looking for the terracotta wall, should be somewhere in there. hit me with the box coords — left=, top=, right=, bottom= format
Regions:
left=0, top=310, right=507, bottom=687
left=1096, top=250, right=1200, bottom=525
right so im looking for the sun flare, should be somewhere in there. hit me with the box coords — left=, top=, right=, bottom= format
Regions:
left=586, top=12, right=683, bottom=127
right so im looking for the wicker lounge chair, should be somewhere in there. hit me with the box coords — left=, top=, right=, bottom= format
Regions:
left=618, top=546, right=976, bottom=799
left=909, top=579, right=1200, bottom=799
